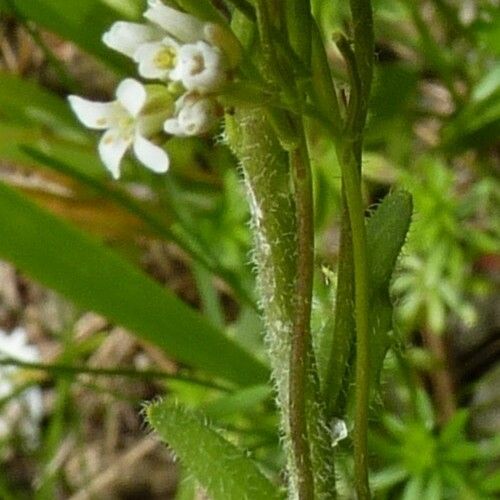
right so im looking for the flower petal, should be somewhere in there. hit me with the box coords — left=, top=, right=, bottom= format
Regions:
left=102, top=21, right=163, bottom=58
left=98, top=129, right=132, bottom=179
left=171, top=41, right=226, bottom=93
left=145, top=0, right=205, bottom=43
left=133, top=41, right=173, bottom=80
left=163, top=117, right=185, bottom=137
left=68, top=96, right=121, bottom=130
left=165, top=95, right=219, bottom=136
left=133, top=134, right=169, bottom=173
left=116, top=78, right=147, bottom=118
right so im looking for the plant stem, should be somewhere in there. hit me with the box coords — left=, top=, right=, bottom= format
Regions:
left=0, top=357, right=231, bottom=391
left=289, top=136, right=315, bottom=500
left=340, top=147, right=371, bottom=500
left=348, top=0, right=374, bottom=120
left=421, top=328, right=456, bottom=425
left=345, top=1, right=374, bottom=496
left=225, top=0, right=255, bottom=20
left=285, top=0, right=312, bottom=66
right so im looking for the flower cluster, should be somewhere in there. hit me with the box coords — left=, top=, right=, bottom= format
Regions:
left=0, top=328, right=43, bottom=450
left=69, top=1, right=235, bottom=179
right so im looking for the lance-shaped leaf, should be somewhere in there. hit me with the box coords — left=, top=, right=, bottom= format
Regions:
left=367, top=190, right=413, bottom=292
left=146, top=399, right=282, bottom=500
left=367, top=190, right=413, bottom=384
left=0, top=181, right=269, bottom=386
left=322, top=190, right=413, bottom=411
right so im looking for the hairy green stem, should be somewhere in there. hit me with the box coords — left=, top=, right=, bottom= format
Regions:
left=225, top=108, right=301, bottom=495
left=289, top=138, right=315, bottom=500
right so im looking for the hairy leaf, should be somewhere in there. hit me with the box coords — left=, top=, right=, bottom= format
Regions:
left=146, top=400, right=282, bottom=500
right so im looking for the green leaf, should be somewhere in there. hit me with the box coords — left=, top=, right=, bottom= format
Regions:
left=370, top=465, right=408, bottom=491
left=439, top=409, right=469, bottom=446
left=0, top=72, right=80, bottom=135
left=0, top=181, right=269, bottom=386
left=175, top=0, right=225, bottom=23
left=367, top=190, right=413, bottom=386
left=423, top=474, right=442, bottom=500
left=2, top=0, right=129, bottom=72
left=146, top=400, right=282, bottom=500
left=483, top=469, right=500, bottom=493
left=323, top=190, right=413, bottom=409
left=402, top=475, right=424, bottom=500
left=202, top=384, right=271, bottom=419
left=367, top=190, right=413, bottom=292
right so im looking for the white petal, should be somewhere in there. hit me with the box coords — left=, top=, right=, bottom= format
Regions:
left=145, top=0, right=205, bottom=43
left=116, top=78, right=147, bottom=118
left=171, top=41, right=226, bottom=92
left=98, top=129, right=132, bottom=179
left=68, top=96, right=121, bottom=130
left=102, top=21, right=163, bottom=58
left=133, top=41, right=173, bottom=80
left=169, top=95, right=219, bottom=136
left=133, top=134, right=169, bottom=173
left=163, top=117, right=186, bottom=137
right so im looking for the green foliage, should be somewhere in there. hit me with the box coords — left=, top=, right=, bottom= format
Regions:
left=146, top=399, right=282, bottom=500
left=393, top=159, right=497, bottom=334
left=371, top=402, right=500, bottom=499
left=0, top=181, right=268, bottom=386
left=367, top=191, right=413, bottom=385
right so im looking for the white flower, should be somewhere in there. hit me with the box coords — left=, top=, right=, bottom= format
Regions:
left=133, top=36, right=180, bottom=81
left=164, top=94, right=220, bottom=137
left=103, top=21, right=164, bottom=58
left=170, top=41, right=227, bottom=93
left=68, top=79, right=171, bottom=179
left=144, top=0, right=207, bottom=43
left=142, top=0, right=241, bottom=68
left=0, top=327, right=43, bottom=449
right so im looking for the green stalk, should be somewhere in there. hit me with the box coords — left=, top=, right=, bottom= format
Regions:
left=225, top=107, right=301, bottom=495
left=225, top=0, right=256, bottom=20
left=285, top=0, right=312, bottom=66
left=0, top=357, right=230, bottom=391
left=348, top=0, right=374, bottom=121
left=289, top=138, right=315, bottom=500
left=346, top=1, right=374, bottom=496
left=340, top=148, right=371, bottom=499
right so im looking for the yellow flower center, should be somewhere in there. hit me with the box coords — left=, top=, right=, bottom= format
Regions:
left=154, top=47, right=177, bottom=70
